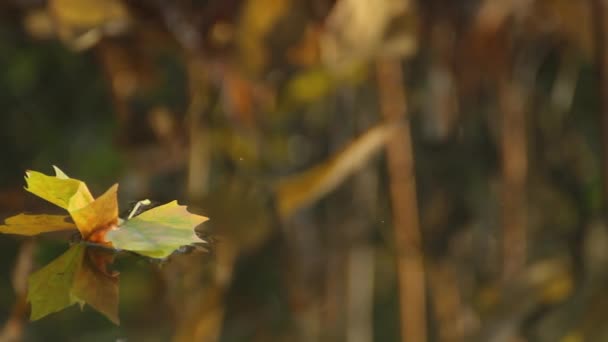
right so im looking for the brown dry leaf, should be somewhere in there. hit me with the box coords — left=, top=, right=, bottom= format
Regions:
left=0, top=214, right=76, bottom=236
left=276, top=123, right=396, bottom=218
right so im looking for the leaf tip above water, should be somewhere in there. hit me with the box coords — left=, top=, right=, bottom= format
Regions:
left=52, top=165, right=69, bottom=179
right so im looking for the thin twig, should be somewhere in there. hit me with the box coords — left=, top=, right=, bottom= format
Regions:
left=376, top=59, right=427, bottom=342
left=499, top=78, right=528, bottom=280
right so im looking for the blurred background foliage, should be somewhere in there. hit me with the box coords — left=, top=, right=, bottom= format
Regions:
left=0, top=0, right=608, bottom=341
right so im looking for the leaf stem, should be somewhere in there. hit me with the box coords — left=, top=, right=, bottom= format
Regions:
left=127, top=199, right=151, bottom=220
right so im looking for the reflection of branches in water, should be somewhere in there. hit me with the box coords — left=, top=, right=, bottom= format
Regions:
left=26, top=244, right=119, bottom=324
left=499, top=78, right=528, bottom=281
left=590, top=0, right=608, bottom=213
left=72, top=247, right=119, bottom=323
left=0, top=240, right=35, bottom=342
left=186, top=57, right=211, bottom=201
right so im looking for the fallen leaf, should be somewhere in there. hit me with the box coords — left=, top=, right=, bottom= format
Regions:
left=24, top=167, right=119, bottom=240
left=25, top=169, right=94, bottom=212
left=7, top=167, right=208, bottom=258
left=0, top=214, right=76, bottom=236
left=7, top=166, right=210, bottom=323
left=106, top=201, right=208, bottom=258
left=70, top=184, right=119, bottom=241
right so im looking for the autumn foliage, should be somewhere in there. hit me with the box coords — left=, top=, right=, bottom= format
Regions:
left=0, top=166, right=207, bottom=323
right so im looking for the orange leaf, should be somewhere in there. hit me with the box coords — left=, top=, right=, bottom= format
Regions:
left=70, top=184, right=119, bottom=241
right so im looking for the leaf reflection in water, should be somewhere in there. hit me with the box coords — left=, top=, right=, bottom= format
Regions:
left=27, top=244, right=119, bottom=324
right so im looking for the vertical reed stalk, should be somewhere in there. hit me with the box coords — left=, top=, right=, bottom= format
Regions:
left=376, top=59, right=427, bottom=342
